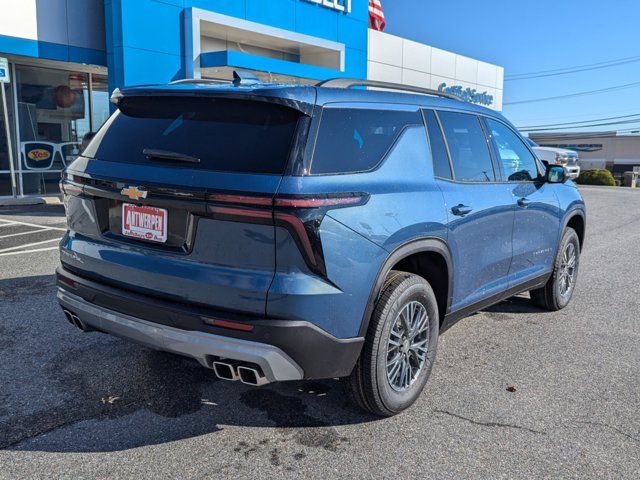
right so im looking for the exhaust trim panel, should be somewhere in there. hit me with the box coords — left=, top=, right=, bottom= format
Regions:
left=57, top=288, right=304, bottom=382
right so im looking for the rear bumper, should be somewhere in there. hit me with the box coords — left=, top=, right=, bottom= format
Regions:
left=58, top=288, right=303, bottom=382
left=55, top=265, right=364, bottom=380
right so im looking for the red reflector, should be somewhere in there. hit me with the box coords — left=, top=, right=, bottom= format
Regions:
left=205, top=318, right=254, bottom=332
left=58, top=276, right=77, bottom=289
left=274, top=196, right=363, bottom=208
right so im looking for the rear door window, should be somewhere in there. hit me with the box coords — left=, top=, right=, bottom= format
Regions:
left=83, top=96, right=303, bottom=174
left=437, top=111, right=496, bottom=182
left=310, top=107, right=422, bottom=174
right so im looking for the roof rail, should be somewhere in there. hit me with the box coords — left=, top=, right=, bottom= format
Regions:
left=170, top=78, right=230, bottom=85
left=316, top=78, right=460, bottom=101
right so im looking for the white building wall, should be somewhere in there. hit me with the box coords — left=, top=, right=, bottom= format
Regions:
left=367, top=29, right=504, bottom=110
left=0, top=0, right=105, bottom=51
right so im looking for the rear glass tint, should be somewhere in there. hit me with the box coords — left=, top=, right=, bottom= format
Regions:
left=423, top=109, right=452, bottom=179
left=83, top=97, right=302, bottom=174
left=310, top=107, right=422, bottom=174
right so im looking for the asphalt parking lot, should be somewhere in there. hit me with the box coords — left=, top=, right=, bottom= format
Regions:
left=0, top=186, right=638, bottom=479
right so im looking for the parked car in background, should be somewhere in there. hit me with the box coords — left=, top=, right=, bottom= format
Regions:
left=57, top=74, right=586, bottom=416
left=527, top=138, right=580, bottom=179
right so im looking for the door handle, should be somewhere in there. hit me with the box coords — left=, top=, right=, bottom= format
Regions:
left=517, top=198, right=531, bottom=208
left=451, top=204, right=473, bottom=216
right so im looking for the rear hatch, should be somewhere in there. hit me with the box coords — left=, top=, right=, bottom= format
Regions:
left=61, top=89, right=313, bottom=316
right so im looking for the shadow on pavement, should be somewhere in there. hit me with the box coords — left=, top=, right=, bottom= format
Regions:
left=482, top=295, right=544, bottom=315
left=1, top=274, right=543, bottom=454
left=1, top=344, right=375, bottom=453
left=0, top=273, right=377, bottom=453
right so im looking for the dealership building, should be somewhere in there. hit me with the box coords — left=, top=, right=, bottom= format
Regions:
left=0, top=0, right=504, bottom=198
left=530, top=132, right=640, bottom=177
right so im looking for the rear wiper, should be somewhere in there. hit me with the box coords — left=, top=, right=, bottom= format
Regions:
left=143, top=148, right=200, bottom=164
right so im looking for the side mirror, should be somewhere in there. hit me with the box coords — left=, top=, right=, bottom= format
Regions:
left=546, top=164, right=567, bottom=184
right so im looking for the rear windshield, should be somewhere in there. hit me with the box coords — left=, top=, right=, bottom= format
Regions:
left=83, top=96, right=302, bottom=174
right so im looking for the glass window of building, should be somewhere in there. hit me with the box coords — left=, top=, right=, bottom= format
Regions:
left=91, top=74, right=110, bottom=131
left=0, top=82, right=17, bottom=196
left=15, top=65, right=90, bottom=195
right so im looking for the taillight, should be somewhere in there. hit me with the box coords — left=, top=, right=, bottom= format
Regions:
left=274, top=195, right=364, bottom=208
left=207, top=193, right=272, bottom=206
left=59, top=173, right=84, bottom=196
left=206, top=192, right=368, bottom=276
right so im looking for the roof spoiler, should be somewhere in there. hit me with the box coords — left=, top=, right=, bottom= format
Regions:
left=109, top=71, right=316, bottom=115
left=317, top=78, right=460, bottom=101
left=111, top=70, right=269, bottom=106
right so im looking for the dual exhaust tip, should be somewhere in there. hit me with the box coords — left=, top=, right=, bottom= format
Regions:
left=212, top=360, right=269, bottom=386
left=62, top=308, right=91, bottom=332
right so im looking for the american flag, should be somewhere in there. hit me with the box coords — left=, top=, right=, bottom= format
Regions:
left=369, top=0, right=386, bottom=31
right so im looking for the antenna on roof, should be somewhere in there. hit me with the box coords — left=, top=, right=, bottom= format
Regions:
left=233, top=70, right=261, bottom=86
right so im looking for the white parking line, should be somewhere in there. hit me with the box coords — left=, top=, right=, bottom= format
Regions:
left=0, top=228, right=52, bottom=239
left=0, top=246, right=59, bottom=256
left=0, top=218, right=67, bottom=232
left=0, top=238, right=60, bottom=254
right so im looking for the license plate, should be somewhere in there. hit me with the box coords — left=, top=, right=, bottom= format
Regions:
left=122, top=203, right=168, bottom=243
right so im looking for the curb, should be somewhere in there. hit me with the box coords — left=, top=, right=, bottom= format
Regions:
left=0, top=195, right=63, bottom=207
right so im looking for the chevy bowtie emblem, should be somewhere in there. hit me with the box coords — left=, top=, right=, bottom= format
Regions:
left=121, top=186, right=148, bottom=200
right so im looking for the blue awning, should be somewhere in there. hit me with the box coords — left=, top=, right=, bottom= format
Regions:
left=200, top=50, right=347, bottom=81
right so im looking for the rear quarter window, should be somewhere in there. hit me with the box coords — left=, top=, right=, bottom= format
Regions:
left=310, top=107, right=422, bottom=174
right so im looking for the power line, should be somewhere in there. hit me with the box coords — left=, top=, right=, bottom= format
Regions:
left=514, top=107, right=640, bottom=125
left=504, top=80, right=640, bottom=106
left=528, top=130, right=640, bottom=140
left=519, top=113, right=640, bottom=129
left=524, top=120, right=640, bottom=133
left=505, top=55, right=640, bottom=80
left=521, top=118, right=640, bottom=132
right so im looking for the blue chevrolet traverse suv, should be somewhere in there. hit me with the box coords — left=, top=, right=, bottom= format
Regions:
left=57, top=73, right=586, bottom=416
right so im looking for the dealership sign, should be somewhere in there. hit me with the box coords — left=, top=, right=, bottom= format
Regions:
left=303, top=0, right=352, bottom=14
left=438, top=83, right=493, bottom=106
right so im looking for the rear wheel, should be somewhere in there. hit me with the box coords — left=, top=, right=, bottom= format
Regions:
left=344, top=271, right=439, bottom=416
left=530, top=227, right=580, bottom=311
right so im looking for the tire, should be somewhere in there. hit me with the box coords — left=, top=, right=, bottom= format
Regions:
left=344, top=271, right=439, bottom=416
left=530, top=227, right=580, bottom=311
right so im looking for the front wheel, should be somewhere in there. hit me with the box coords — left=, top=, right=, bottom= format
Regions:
left=344, top=271, right=439, bottom=416
left=530, top=227, right=581, bottom=311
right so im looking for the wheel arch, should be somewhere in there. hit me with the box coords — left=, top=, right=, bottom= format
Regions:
left=564, top=209, right=586, bottom=250
left=358, top=237, right=453, bottom=336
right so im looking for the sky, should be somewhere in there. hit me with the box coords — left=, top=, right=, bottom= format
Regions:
left=382, top=0, right=640, bottom=134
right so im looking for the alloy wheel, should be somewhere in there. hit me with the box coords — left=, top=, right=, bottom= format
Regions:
left=559, top=242, right=577, bottom=298
left=386, top=301, right=429, bottom=392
